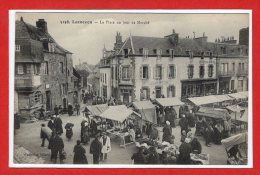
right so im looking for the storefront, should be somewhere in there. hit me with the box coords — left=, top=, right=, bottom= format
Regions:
left=181, top=79, right=218, bottom=99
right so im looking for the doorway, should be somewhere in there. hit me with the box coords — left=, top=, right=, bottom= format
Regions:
left=46, top=91, right=52, bottom=111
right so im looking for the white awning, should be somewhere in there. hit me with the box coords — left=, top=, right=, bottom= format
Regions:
left=228, top=92, right=247, bottom=100
left=188, top=95, right=222, bottom=106
left=100, top=105, right=141, bottom=123
left=155, top=98, right=184, bottom=107
left=221, top=132, right=248, bottom=151
left=86, top=104, right=108, bottom=116
left=214, top=94, right=234, bottom=102
left=132, top=100, right=155, bottom=110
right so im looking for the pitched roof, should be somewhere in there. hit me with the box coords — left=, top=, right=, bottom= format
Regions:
left=15, top=20, right=71, bottom=54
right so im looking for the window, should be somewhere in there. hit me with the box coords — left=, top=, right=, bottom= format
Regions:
left=105, top=74, right=107, bottom=84
left=59, top=62, right=63, bottom=73
left=26, top=64, right=32, bottom=74
left=43, top=62, right=49, bottom=75
left=188, top=65, right=194, bottom=79
left=199, top=65, right=205, bottom=78
left=231, top=80, right=235, bottom=91
left=143, top=48, right=149, bottom=58
left=238, top=63, right=242, bottom=72
left=201, top=52, right=205, bottom=59
left=208, top=65, right=214, bottom=78
left=169, top=49, right=174, bottom=58
left=122, top=66, right=130, bottom=80
left=155, top=87, right=162, bottom=98
left=209, top=52, right=213, bottom=59
left=232, top=63, right=235, bottom=72
left=221, top=63, right=229, bottom=74
left=238, top=80, right=243, bottom=91
left=34, top=64, right=40, bottom=75
left=189, top=51, right=193, bottom=59
left=242, top=63, right=245, bottom=72
left=48, top=43, right=55, bottom=52
left=17, top=64, right=24, bottom=74
left=141, top=87, right=150, bottom=100
left=124, top=49, right=129, bottom=58
left=168, top=65, right=176, bottom=79
left=15, top=45, right=20, bottom=52
left=155, top=65, right=162, bottom=80
left=168, top=85, right=175, bottom=97
left=141, top=65, right=149, bottom=79
left=157, top=49, right=162, bottom=58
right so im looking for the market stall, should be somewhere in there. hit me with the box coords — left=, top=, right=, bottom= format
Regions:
left=228, top=92, right=248, bottom=101
left=225, top=105, right=247, bottom=133
left=154, top=97, right=185, bottom=125
left=132, top=101, right=157, bottom=124
left=188, top=95, right=223, bottom=106
left=221, top=132, right=248, bottom=165
left=99, top=105, right=142, bottom=148
left=85, top=104, right=108, bottom=116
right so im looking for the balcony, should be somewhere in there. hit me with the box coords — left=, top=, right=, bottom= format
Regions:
left=15, top=75, right=41, bottom=91
left=218, top=70, right=235, bottom=77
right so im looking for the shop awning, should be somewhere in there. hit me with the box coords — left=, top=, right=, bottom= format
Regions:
left=132, top=101, right=157, bottom=124
left=228, top=92, right=247, bottom=100
left=155, top=98, right=184, bottom=107
left=100, top=105, right=141, bottom=123
left=214, top=94, right=234, bottom=102
left=188, top=95, right=223, bottom=106
left=225, top=105, right=244, bottom=113
left=86, top=104, right=108, bottom=116
left=221, top=132, right=248, bottom=151
left=195, top=107, right=231, bottom=120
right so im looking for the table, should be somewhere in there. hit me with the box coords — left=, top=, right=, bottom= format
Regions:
left=190, top=153, right=210, bottom=165
left=106, top=129, right=134, bottom=148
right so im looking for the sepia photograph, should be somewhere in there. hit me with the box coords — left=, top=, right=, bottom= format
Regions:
left=10, top=11, right=251, bottom=167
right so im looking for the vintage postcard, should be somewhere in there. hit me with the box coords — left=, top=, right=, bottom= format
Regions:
left=9, top=10, right=252, bottom=168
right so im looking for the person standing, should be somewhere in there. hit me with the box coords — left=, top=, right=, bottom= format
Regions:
left=81, top=121, right=90, bottom=144
left=179, top=114, right=189, bottom=134
left=49, top=133, right=64, bottom=164
left=99, top=133, right=111, bottom=161
left=54, top=115, right=63, bottom=135
left=149, top=124, right=159, bottom=141
left=40, top=123, right=52, bottom=147
left=75, top=103, right=80, bottom=116
left=162, top=121, right=174, bottom=144
left=214, top=122, right=224, bottom=144
left=170, top=107, right=177, bottom=128
left=178, top=138, right=192, bottom=164
left=73, top=140, right=88, bottom=164
left=190, top=137, right=202, bottom=154
left=39, top=105, right=45, bottom=120
left=48, top=116, right=56, bottom=131
left=146, top=146, right=160, bottom=164
left=54, top=105, right=59, bottom=116
left=204, top=121, right=213, bottom=147
left=131, top=147, right=146, bottom=164
left=68, top=103, right=73, bottom=116
left=64, top=121, right=74, bottom=140
left=223, top=117, right=231, bottom=139
left=90, top=134, right=102, bottom=164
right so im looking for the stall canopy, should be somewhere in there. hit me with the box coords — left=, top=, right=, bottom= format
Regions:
left=86, top=104, right=108, bottom=116
left=239, top=91, right=248, bottom=98
left=132, top=101, right=157, bottom=124
left=225, top=105, right=244, bottom=113
left=221, top=132, right=248, bottom=151
left=228, top=92, right=247, bottom=100
left=195, top=107, right=231, bottom=120
left=214, top=94, right=234, bottom=102
left=188, top=95, right=223, bottom=106
left=155, top=97, right=184, bottom=107
left=100, top=105, right=141, bottom=123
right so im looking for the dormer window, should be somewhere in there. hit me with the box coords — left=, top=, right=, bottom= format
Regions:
left=124, top=49, right=129, bottom=58
left=143, top=48, right=149, bottom=58
left=15, top=45, right=20, bottom=52
left=169, top=49, right=174, bottom=58
left=48, top=43, right=55, bottom=52
left=157, top=49, right=162, bottom=58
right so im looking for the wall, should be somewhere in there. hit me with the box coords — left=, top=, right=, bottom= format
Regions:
left=99, top=67, right=111, bottom=99
left=134, top=56, right=217, bottom=100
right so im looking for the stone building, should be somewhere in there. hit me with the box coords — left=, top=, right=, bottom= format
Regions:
left=99, top=29, right=248, bottom=104
left=15, top=17, right=77, bottom=114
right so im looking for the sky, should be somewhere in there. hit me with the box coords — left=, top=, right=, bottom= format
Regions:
left=15, top=12, right=249, bottom=66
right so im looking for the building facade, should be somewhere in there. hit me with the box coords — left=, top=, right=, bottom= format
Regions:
left=15, top=18, right=78, bottom=114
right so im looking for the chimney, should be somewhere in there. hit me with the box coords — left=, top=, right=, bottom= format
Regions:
left=36, top=19, right=48, bottom=33
left=164, top=29, right=179, bottom=45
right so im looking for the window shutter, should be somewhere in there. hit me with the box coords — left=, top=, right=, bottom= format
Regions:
left=129, top=65, right=133, bottom=79
left=148, top=66, right=150, bottom=79
left=187, top=66, right=190, bottom=78
left=140, top=66, right=143, bottom=79
left=147, top=87, right=150, bottom=99
left=153, top=66, right=156, bottom=79
left=161, top=66, right=164, bottom=80
left=167, top=66, right=170, bottom=78
left=119, top=65, right=122, bottom=79
left=174, top=65, right=176, bottom=78
left=167, top=86, right=169, bottom=97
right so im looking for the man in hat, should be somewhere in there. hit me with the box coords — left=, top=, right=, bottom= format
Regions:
left=48, top=116, right=56, bottom=131
left=54, top=115, right=63, bottom=135
left=73, top=140, right=88, bottom=164
left=90, top=134, right=102, bottom=164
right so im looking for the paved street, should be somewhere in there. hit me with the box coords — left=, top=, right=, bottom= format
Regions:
left=14, top=110, right=228, bottom=165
